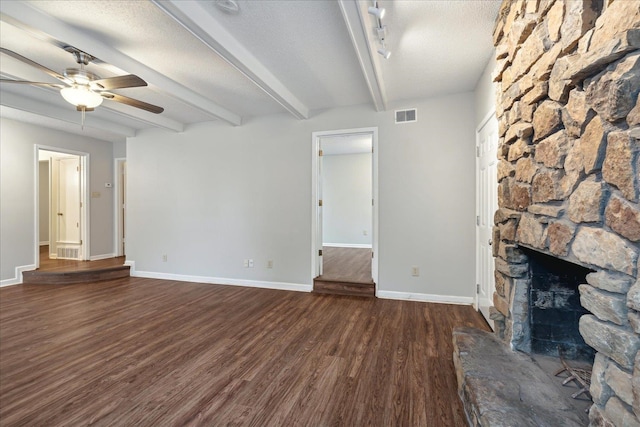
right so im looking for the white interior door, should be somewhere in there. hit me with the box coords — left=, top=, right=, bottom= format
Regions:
left=56, top=156, right=82, bottom=259
left=477, top=114, right=499, bottom=328
left=317, top=146, right=324, bottom=276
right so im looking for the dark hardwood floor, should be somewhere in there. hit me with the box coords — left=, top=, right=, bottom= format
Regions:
left=0, top=278, right=489, bottom=426
left=38, top=245, right=125, bottom=272
left=319, top=246, right=373, bottom=283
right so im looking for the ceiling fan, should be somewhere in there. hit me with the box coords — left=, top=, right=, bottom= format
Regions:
left=0, top=46, right=164, bottom=115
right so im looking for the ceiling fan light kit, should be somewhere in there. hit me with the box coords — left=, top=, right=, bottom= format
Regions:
left=0, top=46, right=164, bottom=124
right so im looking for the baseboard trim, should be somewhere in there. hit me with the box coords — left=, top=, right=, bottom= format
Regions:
left=376, top=290, right=474, bottom=305
left=0, top=264, right=37, bottom=287
left=89, top=253, right=116, bottom=261
left=40, top=241, right=49, bottom=246
left=126, top=262, right=311, bottom=293
left=323, top=243, right=372, bottom=249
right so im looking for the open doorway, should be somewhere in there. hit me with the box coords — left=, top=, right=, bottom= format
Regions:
left=115, top=158, right=126, bottom=257
left=37, top=148, right=89, bottom=266
left=311, top=128, right=378, bottom=296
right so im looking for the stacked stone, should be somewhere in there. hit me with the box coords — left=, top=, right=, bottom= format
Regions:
left=491, top=1, right=640, bottom=425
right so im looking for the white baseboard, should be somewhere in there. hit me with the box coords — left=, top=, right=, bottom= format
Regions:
left=126, top=261, right=312, bottom=293
left=376, top=290, right=474, bottom=305
left=40, top=241, right=49, bottom=246
left=0, top=264, right=37, bottom=287
left=89, top=253, right=116, bottom=261
left=323, top=243, right=372, bottom=249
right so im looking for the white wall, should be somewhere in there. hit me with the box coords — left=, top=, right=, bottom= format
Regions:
left=474, top=53, right=497, bottom=125
left=127, top=92, right=477, bottom=301
left=0, top=117, right=116, bottom=283
left=38, top=161, right=49, bottom=245
left=322, top=153, right=372, bottom=246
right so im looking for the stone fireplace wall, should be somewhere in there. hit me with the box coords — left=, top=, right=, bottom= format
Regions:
left=491, top=1, right=640, bottom=425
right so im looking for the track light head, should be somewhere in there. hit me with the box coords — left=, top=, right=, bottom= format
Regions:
left=377, top=47, right=391, bottom=60
left=368, top=6, right=386, bottom=19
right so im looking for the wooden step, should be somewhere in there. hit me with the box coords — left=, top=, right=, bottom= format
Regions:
left=313, top=277, right=375, bottom=297
left=23, top=265, right=130, bottom=285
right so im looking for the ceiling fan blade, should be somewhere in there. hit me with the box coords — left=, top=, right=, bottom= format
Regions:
left=91, top=74, right=147, bottom=90
left=0, top=79, right=65, bottom=89
left=101, top=92, right=164, bottom=114
left=0, top=47, right=68, bottom=83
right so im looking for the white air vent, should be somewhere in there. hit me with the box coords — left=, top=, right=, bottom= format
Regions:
left=57, top=247, right=79, bottom=259
left=395, top=108, right=417, bottom=124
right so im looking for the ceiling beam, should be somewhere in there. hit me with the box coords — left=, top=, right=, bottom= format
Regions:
left=0, top=91, right=136, bottom=137
left=0, top=1, right=242, bottom=126
left=337, top=0, right=387, bottom=111
left=152, top=0, right=309, bottom=120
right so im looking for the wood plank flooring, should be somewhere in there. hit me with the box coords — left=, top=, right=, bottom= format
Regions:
left=318, top=246, right=373, bottom=283
left=0, top=278, right=489, bottom=426
left=38, top=245, right=125, bottom=272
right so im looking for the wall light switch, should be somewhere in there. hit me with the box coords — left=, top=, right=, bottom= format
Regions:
left=411, top=266, right=419, bottom=277
left=248, top=259, right=254, bottom=268
left=267, top=260, right=273, bottom=269
left=243, top=259, right=249, bottom=268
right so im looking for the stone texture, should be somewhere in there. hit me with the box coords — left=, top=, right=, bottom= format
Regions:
left=508, top=138, right=533, bottom=161
left=452, top=327, right=585, bottom=427
left=586, top=270, right=635, bottom=294
left=591, top=352, right=613, bottom=406
left=604, top=397, right=640, bottom=427
left=530, top=43, right=563, bottom=82
left=629, top=281, right=640, bottom=312
left=602, top=131, right=640, bottom=202
left=505, top=122, right=534, bottom=144
left=563, top=88, right=595, bottom=137
left=528, top=203, right=564, bottom=218
left=508, top=24, right=550, bottom=87
left=498, top=219, right=517, bottom=242
left=579, top=284, right=628, bottom=326
left=605, top=361, right=634, bottom=407
left=580, top=115, right=611, bottom=174
left=532, top=100, right=563, bottom=142
left=535, top=130, right=571, bottom=168
left=494, top=271, right=511, bottom=298
left=567, top=177, right=606, bottom=223
left=498, top=242, right=528, bottom=264
left=494, top=208, right=521, bottom=225
left=497, top=159, right=515, bottom=182
left=579, top=315, right=640, bottom=370
left=548, top=55, right=572, bottom=102
left=585, top=53, right=640, bottom=123
left=630, top=311, right=640, bottom=334
left=634, top=351, right=640, bottom=418
left=588, top=1, right=640, bottom=53
left=605, top=195, right=640, bottom=242
left=495, top=257, right=529, bottom=278
left=572, top=227, right=639, bottom=276
left=532, top=169, right=564, bottom=203
left=546, top=0, right=563, bottom=43
left=559, top=0, right=601, bottom=52
left=514, top=157, right=538, bottom=183
left=589, top=404, right=616, bottom=427
left=521, top=80, right=548, bottom=105
left=629, top=97, right=640, bottom=127
left=499, top=179, right=531, bottom=212
left=515, top=213, right=546, bottom=249
left=547, top=221, right=575, bottom=256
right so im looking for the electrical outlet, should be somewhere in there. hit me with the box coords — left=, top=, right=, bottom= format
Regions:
left=363, top=230, right=368, bottom=236
left=267, top=260, right=273, bottom=269
left=248, top=259, right=254, bottom=268
left=243, top=259, right=249, bottom=268
left=411, top=266, right=419, bottom=276
left=162, top=254, right=167, bottom=262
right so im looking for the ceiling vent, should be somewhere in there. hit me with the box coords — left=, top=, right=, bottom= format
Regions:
left=395, top=108, right=417, bottom=124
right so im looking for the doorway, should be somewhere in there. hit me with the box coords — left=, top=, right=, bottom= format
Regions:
left=476, top=112, right=499, bottom=328
left=311, top=128, right=379, bottom=292
left=115, top=158, right=126, bottom=257
left=36, top=147, right=89, bottom=266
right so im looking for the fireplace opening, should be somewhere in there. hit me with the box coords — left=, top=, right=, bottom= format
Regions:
left=523, top=248, right=595, bottom=362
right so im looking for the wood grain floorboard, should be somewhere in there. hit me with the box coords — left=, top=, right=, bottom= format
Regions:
left=319, top=246, right=373, bottom=283
left=37, top=245, right=125, bottom=272
left=0, top=278, right=489, bottom=426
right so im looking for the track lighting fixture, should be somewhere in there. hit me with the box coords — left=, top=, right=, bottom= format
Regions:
left=377, top=47, right=391, bottom=60
left=368, top=5, right=386, bottom=19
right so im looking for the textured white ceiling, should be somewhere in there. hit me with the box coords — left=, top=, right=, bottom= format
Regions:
left=0, top=0, right=501, bottom=140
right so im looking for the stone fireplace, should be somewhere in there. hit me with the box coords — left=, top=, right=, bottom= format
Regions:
left=487, top=0, right=640, bottom=425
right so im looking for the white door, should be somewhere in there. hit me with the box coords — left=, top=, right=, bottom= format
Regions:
left=317, top=146, right=324, bottom=276
left=476, top=114, right=499, bottom=328
left=56, top=157, right=83, bottom=259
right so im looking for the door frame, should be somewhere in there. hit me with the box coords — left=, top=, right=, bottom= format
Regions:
left=475, top=110, right=498, bottom=327
left=114, top=158, right=126, bottom=257
left=34, top=145, right=90, bottom=267
left=311, top=127, right=379, bottom=291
